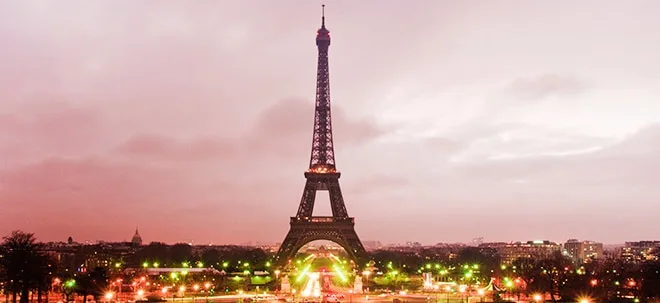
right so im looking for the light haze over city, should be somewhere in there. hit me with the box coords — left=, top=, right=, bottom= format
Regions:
left=1, top=0, right=659, bottom=244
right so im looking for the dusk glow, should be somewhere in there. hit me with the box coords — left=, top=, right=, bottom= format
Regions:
left=1, top=1, right=659, bottom=245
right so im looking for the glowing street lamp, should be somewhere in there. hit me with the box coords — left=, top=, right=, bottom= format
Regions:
left=533, top=294, right=542, bottom=302
left=204, top=283, right=212, bottom=301
left=192, top=284, right=200, bottom=302
left=105, top=292, right=114, bottom=301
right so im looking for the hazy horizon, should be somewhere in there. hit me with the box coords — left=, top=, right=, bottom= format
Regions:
left=2, top=0, right=659, bottom=244
left=28, top=234, right=642, bottom=247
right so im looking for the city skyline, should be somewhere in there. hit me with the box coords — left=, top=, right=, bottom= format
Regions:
left=1, top=1, right=659, bottom=244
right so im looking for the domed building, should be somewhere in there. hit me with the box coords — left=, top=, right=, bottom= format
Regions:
left=131, top=228, right=143, bottom=246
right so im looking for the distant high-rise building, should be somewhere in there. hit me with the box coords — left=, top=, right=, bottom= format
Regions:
left=131, top=228, right=143, bottom=246
left=480, top=240, right=562, bottom=264
left=620, top=241, right=660, bottom=262
left=563, top=239, right=603, bottom=263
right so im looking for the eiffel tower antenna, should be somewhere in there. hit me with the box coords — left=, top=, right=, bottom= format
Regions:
left=321, top=4, right=325, bottom=28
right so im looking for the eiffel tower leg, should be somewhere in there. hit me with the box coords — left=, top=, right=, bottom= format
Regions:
left=338, top=226, right=367, bottom=265
left=275, top=230, right=300, bottom=266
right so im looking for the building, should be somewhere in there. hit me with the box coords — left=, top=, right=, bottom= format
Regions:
left=480, top=240, right=562, bottom=264
left=620, top=241, right=660, bottom=262
left=563, top=239, right=604, bottom=263
left=131, top=228, right=143, bottom=246
left=361, top=240, right=383, bottom=251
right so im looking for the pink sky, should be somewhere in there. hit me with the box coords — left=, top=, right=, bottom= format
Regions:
left=1, top=0, right=659, bottom=245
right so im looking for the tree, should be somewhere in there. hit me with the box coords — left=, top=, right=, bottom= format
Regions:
left=0, top=231, right=47, bottom=303
left=511, top=252, right=572, bottom=302
left=76, top=267, right=109, bottom=303
left=170, top=244, right=194, bottom=264
left=132, top=242, right=169, bottom=267
left=640, top=261, right=660, bottom=301
left=33, top=254, right=57, bottom=303
left=201, top=249, right=222, bottom=267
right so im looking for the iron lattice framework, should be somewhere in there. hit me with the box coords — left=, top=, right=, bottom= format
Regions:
left=274, top=7, right=366, bottom=267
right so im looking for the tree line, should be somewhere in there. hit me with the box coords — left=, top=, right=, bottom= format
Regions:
left=0, top=231, right=109, bottom=303
left=2, top=230, right=660, bottom=303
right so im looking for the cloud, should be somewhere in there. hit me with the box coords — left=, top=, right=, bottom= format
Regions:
left=450, top=124, right=660, bottom=190
left=448, top=123, right=614, bottom=161
left=0, top=103, right=108, bottom=165
left=116, top=99, right=388, bottom=164
left=602, top=124, right=660, bottom=155
left=505, top=73, right=586, bottom=102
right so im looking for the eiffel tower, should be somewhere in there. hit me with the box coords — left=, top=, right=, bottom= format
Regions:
left=274, top=5, right=366, bottom=267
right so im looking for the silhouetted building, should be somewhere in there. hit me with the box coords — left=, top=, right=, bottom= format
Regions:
left=131, top=228, right=143, bottom=246
left=362, top=240, right=383, bottom=251
left=563, top=239, right=603, bottom=263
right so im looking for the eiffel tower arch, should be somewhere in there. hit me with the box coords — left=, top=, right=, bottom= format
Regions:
left=274, top=6, right=366, bottom=267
